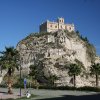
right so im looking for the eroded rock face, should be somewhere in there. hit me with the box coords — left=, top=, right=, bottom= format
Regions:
left=16, top=30, right=99, bottom=87
left=0, top=70, right=7, bottom=84
left=95, top=56, right=100, bottom=63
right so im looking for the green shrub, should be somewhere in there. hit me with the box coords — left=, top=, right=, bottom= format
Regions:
left=0, top=84, right=7, bottom=88
left=36, top=85, right=100, bottom=92
left=9, top=82, right=100, bottom=92
left=78, top=86, right=100, bottom=92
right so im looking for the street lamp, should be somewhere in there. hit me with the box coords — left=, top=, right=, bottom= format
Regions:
left=0, top=65, right=2, bottom=75
left=20, top=65, right=21, bottom=97
left=20, top=57, right=22, bottom=97
left=19, top=49, right=33, bottom=97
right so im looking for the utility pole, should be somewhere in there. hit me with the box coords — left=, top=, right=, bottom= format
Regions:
left=0, top=65, right=2, bottom=74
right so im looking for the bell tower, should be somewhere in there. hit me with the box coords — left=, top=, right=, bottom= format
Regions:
left=57, top=17, right=64, bottom=24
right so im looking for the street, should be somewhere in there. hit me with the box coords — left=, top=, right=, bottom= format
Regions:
left=0, top=88, right=100, bottom=100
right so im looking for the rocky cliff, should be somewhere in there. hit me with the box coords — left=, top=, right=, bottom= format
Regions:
left=16, top=30, right=100, bottom=87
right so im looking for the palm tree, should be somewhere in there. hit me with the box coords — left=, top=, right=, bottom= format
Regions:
left=90, top=63, right=100, bottom=87
left=68, top=64, right=82, bottom=87
left=0, top=58, right=4, bottom=74
left=0, top=47, right=19, bottom=94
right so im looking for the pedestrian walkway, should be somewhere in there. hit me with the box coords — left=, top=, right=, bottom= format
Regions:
left=0, top=92, right=20, bottom=99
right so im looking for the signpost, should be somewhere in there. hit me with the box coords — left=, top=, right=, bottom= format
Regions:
left=24, top=78, right=27, bottom=86
left=24, top=78, right=27, bottom=94
left=24, top=78, right=31, bottom=98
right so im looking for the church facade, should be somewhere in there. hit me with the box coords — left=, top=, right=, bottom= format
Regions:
left=40, top=18, right=75, bottom=33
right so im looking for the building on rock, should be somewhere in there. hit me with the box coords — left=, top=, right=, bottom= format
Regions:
left=40, top=17, right=75, bottom=33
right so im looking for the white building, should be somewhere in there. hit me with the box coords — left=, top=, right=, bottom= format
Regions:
left=40, top=17, right=75, bottom=33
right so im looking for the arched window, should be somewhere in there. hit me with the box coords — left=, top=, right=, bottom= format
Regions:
left=62, top=20, right=63, bottom=23
left=50, top=25, right=52, bottom=27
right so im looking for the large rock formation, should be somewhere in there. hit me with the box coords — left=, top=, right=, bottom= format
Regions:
left=16, top=30, right=100, bottom=87
left=0, top=70, right=7, bottom=84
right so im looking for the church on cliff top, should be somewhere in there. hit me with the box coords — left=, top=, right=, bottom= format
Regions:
left=40, top=17, right=75, bottom=33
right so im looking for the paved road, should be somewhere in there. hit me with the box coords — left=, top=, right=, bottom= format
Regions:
left=0, top=88, right=100, bottom=100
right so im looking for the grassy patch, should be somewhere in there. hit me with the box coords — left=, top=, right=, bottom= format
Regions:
left=17, top=94, right=37, bottom=100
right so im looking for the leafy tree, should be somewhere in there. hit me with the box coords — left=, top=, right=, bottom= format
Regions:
left=68, top=64, right=82, bottom=87
left=0, top=47, right=19, bottom=94
left=90, top=63, right=100, bottom=87
left=76, top=30, right=80, bottom=36
left=84, top=37, right=89, bottom=42
left=29, top=64, right=39, bottom=89
left=48, top=75, right=58, bottom=87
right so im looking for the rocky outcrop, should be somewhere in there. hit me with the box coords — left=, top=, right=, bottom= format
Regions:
left=0, top=70, right=7, bottom=84
left=16, top=30, right=100, bottom=87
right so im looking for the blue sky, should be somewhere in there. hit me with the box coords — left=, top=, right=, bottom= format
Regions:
left=0, top=0, right=100, bottom=56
